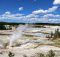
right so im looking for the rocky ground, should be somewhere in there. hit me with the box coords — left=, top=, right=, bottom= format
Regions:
left=0, top=35, right=60, bottom=57
left=0, top=25, right=60, bottom=57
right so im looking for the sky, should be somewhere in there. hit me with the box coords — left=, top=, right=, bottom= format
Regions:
left=0, top=0, right=60, bottom=23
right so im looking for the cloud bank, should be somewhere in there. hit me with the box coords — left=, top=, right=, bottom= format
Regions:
left=32, top=6, right=58, bottom=14
left=0, top=0, right=60, bottom=23
left=53, top=0, right=60, bottom=5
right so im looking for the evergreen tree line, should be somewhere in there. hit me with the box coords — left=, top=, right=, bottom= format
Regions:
left=46, top=28, right=60, bottom=39
left=0, top=25, right=6, bottom=30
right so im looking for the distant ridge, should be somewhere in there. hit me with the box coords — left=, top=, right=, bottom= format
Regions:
left=0, top=22, right=60, bottom=26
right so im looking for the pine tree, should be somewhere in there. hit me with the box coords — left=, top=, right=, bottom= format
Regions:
left=46, top=50, right=55, bottom=57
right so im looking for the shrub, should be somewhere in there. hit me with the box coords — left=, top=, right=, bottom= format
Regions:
left=8, top=51, right=15, bottom=57
left=46, top=50, right=55, bottom=57
left=0, top=25, right=6, bottom=30
left=37, top=53, right=45, bottom=57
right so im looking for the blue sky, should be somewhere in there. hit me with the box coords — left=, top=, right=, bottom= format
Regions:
left=0, top=0, right=60, bottom=23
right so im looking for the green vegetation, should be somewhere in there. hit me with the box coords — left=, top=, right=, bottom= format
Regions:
left=53, top=29, right=60, bottom=39
left=8, top=51, right=15, bottom=57
left=37, top=53, right=45, bottom=57
left=46, top=28, right=60, bottom=47
left=47, top=28, right=60, bottom=40
left=50, top=32, right=54, bottom=38
left=46, top=50, right=55, bottom=57
left=36, top=50, right=55, bottom=57
left=0, top=25, right=6, bottom=30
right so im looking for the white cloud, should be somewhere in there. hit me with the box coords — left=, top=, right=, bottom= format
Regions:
left=5, top=11, right=11, bottom=14
left=47, top=6, right=58, bottom=12
left=53, top=0, right=60, bottom=4
left=0, top=11, right=25, bottom=20
left=0, top=0, right=60, bottom=23
left=19, top=7, right=23, bottom=11
left=43, top=14, right=60, bottom=18
left=42, top=14, right=60, bottom=23
left=32, top=6, right=58, bottom=14
left=0, top=10, right=60, bottom=23
left=26, top=14, right=38, bottom=18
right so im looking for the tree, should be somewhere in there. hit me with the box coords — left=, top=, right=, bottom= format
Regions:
left=50, top=32, right=53, bottom=38
left=0, top=25, right=6, bottom=30
left=46, top=50, right=55, bottom=57
left=53, top=28, right=60, bottom=39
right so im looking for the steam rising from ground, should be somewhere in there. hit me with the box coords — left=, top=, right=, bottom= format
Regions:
left=9, top=24, right=28, bottom=47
